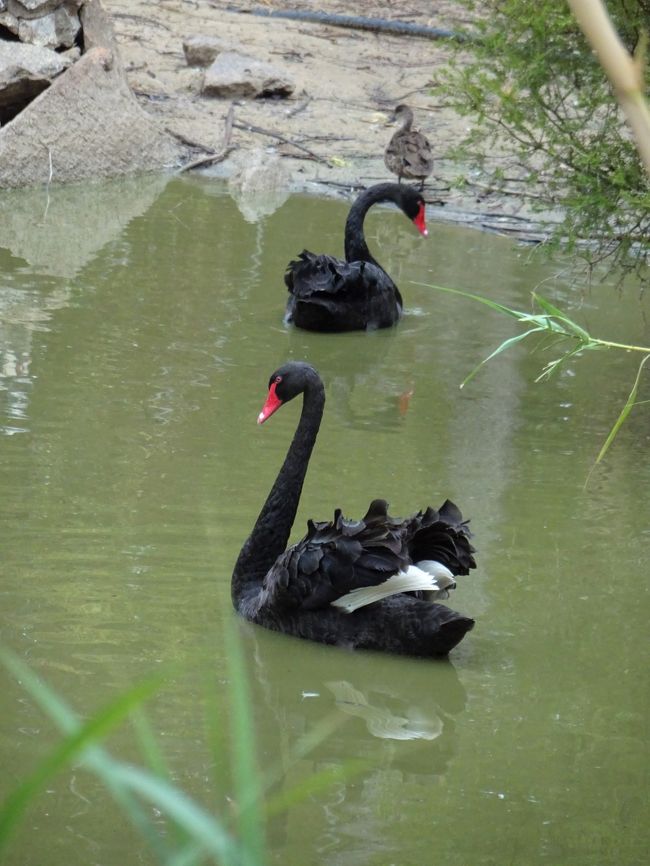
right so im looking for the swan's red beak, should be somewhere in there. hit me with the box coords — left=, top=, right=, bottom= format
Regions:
left=258, top=382, right=283, bottom=424
left=413, top=203, right=428, bottom=237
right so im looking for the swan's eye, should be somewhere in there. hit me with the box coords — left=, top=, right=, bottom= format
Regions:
left=275, top=375, right=282, bottom=384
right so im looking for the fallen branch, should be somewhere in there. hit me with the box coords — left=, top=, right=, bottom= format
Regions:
left=166, top=128, right=216, bottom=153
left=232, top=121, right=332, bottom=166
left=176, top=144, right=238, bottom=174
left=174, top=105, right=237, bottom=173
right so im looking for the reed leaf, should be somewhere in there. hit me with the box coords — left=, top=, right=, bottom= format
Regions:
left=460, top=328, right=546, bottom=388
left=0, top=649, right=164, bottom=855
left=531, top=293, right=592, bottom=342
left=224, top=618, right=265, bottom=866
left=592, top=354, right=650, bottom=467
left=107, top=763, right=241, bottom=864
left=412, top=282, right=525, bottom=319
left=416, top=280, right=650, bottom=468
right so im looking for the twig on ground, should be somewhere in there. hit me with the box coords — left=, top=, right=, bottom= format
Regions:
left=166, top=128, right=216, bottom=153
left=112, top=12, right=171, bottom=30
left=306, top=179, right=366, bottom=190
left=233, top=121, right=332, bottom=166
left=176, top=145, right=238, bottom=173
left=173, top=106, right=238, bottom=173
left=286, top=97, right=312, bottom=118
left=470, top=180, right=547, bottom=200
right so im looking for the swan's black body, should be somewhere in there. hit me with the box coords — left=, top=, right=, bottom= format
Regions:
left=232, top=362, right=476, bottom=658
left=284, top=184, right=427, bottom=332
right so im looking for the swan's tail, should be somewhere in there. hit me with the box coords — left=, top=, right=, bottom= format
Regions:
left=432, top=613, right=475, bottom=656
left=407, top=499, right=476, bottom=576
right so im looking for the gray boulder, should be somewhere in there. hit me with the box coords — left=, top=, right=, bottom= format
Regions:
left=183, top=35, right=231, bottom=68
left=18, top=5, right=81, bottom=49
left=0, top=0, right=181, bottom=188
left=0, top=41, right=71, bottom=124
left=202, top=51, right=294, bottom=99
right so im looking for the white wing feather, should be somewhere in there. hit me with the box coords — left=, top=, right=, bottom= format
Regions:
left=330, top=562, right=456, bottom=614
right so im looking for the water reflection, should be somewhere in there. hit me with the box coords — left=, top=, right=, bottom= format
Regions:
left=1, top=176, right=648, bottom=866
left=239, top=623, right=466, bottom=864
left=0, top=175, right=172, bottom=435
left=0, top=174, right=169, bottom=278
left=0, top=280, right=71, bottom=435
left=284, top=326, right=413, bottom=430
left=227, top=149, right=291, bottom=224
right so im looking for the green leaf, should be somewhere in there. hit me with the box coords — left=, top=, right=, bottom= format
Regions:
left=589, top=354, right=650, bottom=474
left=265, top=760, right=366, bottom=819
left=460, top=328, right=546, bottom=387
left=224, top=617, right=265, bottom=866
left=412, top=282, right=525, bottom=320
left=108, top=762, right=241, bottom=864
left=0, top=649, right=164, bottom=855
left=533, top=294, right=592, bottom=342
left=534, top=344, right=589, bottom=382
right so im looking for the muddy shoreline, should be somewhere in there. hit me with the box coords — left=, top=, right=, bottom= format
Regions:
left=96, top=0, right=562, bottom=239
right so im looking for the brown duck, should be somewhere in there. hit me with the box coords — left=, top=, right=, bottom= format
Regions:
left=384, top=104, right=433, bottom=188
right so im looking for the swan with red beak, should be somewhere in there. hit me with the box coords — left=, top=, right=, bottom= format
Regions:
left=285, top=183, right=428, bottom=332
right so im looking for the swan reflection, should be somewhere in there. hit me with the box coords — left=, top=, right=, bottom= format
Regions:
left=237, top=622, right=468, bottom=864
left=324, top=679, right=443, bottom=741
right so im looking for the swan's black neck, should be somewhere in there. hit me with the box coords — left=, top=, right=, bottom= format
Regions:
left=344, top=183, right=407, bottom=266
left=231, top=374, right=325, bottom=605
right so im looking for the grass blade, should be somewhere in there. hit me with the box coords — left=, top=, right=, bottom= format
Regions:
left=0, top=649, right=163, bottom=854
left=265, top=760, right=366, bottom=819
left=532, top=293, right=592, bottom=342
left=108, top=762, right=241, bottom=864
left=412, top=282, right=526, bottom=320
left=588, top=354, right=650, bottom=478
left=225, top=618, right=265, bottom=866
left=460, top=328, right=545, bottom=387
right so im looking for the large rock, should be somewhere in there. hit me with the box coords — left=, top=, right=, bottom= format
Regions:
left=0, top=47, right=179, bottom=188
left=183, top=34, right=231, bottom=68
left=0, top=0, right=181, bottom=188
left=2, top=2, right=83, bottom=49
left=0, top=41, right=71, bottom=124
left=202, top=51, right=294, bottom=99
left=17, top=4, right=80, bottom=49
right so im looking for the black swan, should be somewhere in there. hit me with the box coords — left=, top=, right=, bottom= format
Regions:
left=231, top=362, right=476, bottom=658
left=284, top=183, right=427, bottom=332
left=384, top=104, right=434, bottom=188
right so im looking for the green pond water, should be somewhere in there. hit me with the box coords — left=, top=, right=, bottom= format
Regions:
left=0, top=175, right=648, bottom=866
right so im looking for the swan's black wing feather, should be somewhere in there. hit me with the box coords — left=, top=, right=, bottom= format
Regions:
left=284, top=251, right=401, bottom=331
left=261, top=499, right=475, bottom=612
left=406, top=500, right=476, bottom=575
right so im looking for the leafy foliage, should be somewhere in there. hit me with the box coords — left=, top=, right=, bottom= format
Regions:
left=0, top=634, right=361, bottom=866
left=437, top=0, right=650, bottom=282
left=417, top=281, right=650, bottom=475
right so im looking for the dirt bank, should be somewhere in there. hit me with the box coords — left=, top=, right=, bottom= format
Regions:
left=104, top=0, right=555, bottom=238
